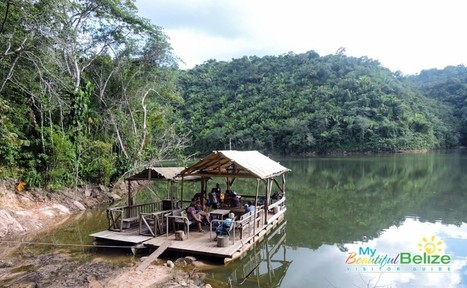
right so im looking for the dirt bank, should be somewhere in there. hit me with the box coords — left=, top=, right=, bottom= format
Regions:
left=0, top=251, right=211, bottom=288
left=0, top=180, right=119, bottom=239
left=0, top=180, right=212, bottom=288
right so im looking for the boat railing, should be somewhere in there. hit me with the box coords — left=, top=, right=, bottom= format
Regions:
left=107, top=201, right=162, bottom=231
left=267, top=196, right=286, bottom=224
left=139, top=209, right=172, bottom=237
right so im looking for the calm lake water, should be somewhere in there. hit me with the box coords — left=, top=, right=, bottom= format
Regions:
left=204, top=150, right=467, bottom=288
left=12, top=150, right=467, bottom=288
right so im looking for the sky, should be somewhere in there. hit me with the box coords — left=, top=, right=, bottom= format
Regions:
left=135, top=0, right=467, bottom=75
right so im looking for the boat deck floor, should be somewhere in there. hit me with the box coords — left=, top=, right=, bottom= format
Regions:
left=91, top=214, right=285, bottom=261
left=144, top=225, right=257, bottom=259
left=90, top=229, right=153, bottom=245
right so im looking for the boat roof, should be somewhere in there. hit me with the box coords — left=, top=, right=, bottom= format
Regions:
left=125, top=167, right=200, bottom=182
left=180, top=150, right=291, bottom=180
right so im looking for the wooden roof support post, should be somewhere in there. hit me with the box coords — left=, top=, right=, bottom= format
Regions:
left=167, top=180, right=173, bottom=200
left=201, top=177, right=208, bottom=207
left=264, top=178, right=271, bottom=225
left=127, top=180, right=133, bottom=207
left=282, top=174, right=286, bottom=196
left=181, top=177, right=184, bottom=204
left=254, top=179, right=260, bottom=237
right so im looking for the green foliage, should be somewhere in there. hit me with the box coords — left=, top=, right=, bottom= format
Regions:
left=1, top=0, right=464, bottom=190
left=79, top=140, right=115, bottom=186
left=178, top=52, right=459, bottom=155
left=16, top=127, right=75, bottom=189
left=0, top=0, right=184, bottom=188
left=408, top=65, right=467, bottom=146
left=0, top=99, right=22, bottom=166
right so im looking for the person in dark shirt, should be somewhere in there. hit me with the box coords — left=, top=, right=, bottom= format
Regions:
left=186, top=199, right=209, bottom=232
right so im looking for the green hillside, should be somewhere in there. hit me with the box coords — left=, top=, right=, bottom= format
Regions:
left=178, top=51, right=458, bottom=155
left=0, top=1, right=464, bottom=188
left=407, top=65, right=467, bottom=146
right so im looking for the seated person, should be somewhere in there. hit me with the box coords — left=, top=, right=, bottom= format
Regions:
left=225, top=189, right=241, bottom=207
left=214, top=212, right=235, bottom=239
left=271, top=191, right=283, bottom=201
left=192, top=192, right=203, bottom=201
left=186, top=200, right=209, bottom=232
left=192, top=192, right=210, bottom=209
left=245, top=201, right=255, bottom=213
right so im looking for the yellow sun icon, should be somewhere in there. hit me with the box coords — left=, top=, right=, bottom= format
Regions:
left=418, top=235, right=444, bottom=255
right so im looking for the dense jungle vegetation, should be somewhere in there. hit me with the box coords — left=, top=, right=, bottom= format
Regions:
left=178, top=54, right=465, bottom=155
left=1, top=0, right=466, bottom=189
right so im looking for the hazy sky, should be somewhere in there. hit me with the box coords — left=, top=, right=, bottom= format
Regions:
left=135, top=0, right=467, bottom=75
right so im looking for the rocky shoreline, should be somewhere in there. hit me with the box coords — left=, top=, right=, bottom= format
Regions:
left=0, top=180, right=119, bottom=239
left=0, top=180, right=213, bottom=288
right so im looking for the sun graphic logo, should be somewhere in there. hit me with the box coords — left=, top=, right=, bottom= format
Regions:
left=418, top=235, right=444, bottom=255
left=400, top=235, right=451, bottom=267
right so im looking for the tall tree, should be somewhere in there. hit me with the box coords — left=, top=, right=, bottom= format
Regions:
left=0, top=0, right=186, bottom=187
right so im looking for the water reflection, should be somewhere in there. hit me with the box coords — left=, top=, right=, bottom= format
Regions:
left=6, top=208, right=111, bottom=258
left=5, top=151, right=464, bottom=287
left=282, top=150, right=467, bottom=248
left=204, top=221, right=291, bottom=287
left=280, top=219, right=466, bottom=288
left=205, top=151, right=467, bottom=287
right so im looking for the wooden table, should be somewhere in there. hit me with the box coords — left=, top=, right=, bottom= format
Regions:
left=209, top=209, right=231, bottom=220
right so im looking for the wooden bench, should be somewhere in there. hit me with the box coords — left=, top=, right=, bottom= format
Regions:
left=107, top=202, right=162, bottom=231
left=122, top=216, right=140, bottom=229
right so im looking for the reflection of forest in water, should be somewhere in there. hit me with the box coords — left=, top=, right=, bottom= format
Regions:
left=281, top=150, right=467, bottom=249
left=204, top=221, right=290, bottom=288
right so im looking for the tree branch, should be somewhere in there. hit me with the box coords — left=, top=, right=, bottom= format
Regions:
left=0, top=0, right=11, bottom=34
left=138, top=88, right=155, bottom=156
left=111, top=114, right=129, bottom=159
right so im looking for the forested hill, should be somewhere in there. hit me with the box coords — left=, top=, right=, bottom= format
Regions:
left=178, top=51, right=459, bottom=155
left=0, top=1, right=464, bottom=189
left=407, top=65, right=467, bottom=146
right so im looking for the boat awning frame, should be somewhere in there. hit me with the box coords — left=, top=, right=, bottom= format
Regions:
left=179, top=150, right=290, bottom=180
left=125, top=167, right=200, bottom=182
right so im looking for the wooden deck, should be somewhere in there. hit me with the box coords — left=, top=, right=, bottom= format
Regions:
left=143, top=212, right=285, bottom=262
left=90, top=229, right=153, bottom=246
left=90, top=211, right=286, bottom=262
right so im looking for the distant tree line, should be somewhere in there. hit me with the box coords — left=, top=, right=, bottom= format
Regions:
left=1, top=1, right=465, bottom=189
left=178, top=53, right=464, bottom=155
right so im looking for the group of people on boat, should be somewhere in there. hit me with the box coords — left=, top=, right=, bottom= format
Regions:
left=206, top=183, right=243, bottom=209
left=191, top=183, right=242, bottom=209
left=185, top=183, right=255, bottom=236
left=184, top=198, right=236, bottom=238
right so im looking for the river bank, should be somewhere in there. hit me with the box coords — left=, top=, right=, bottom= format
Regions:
left=0, top=180, right=118, bottom=239
left=0, top=180, right=212, bottom=288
